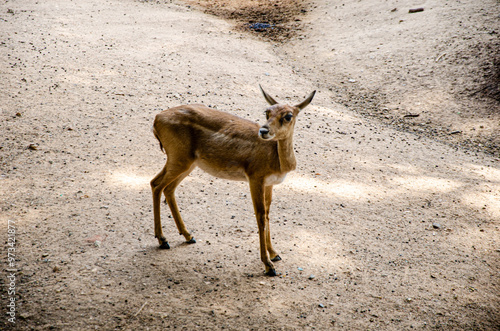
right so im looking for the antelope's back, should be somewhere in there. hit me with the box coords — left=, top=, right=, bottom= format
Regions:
left=154, top=105, right=277, bottom=177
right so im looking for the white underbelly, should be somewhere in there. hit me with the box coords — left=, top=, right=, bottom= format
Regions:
left=194, top=158, right=287, bottom=185
left=195, top=159, right=248, bottom=182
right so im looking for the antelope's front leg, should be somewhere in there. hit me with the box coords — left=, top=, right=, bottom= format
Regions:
left=250, top=180, right=276, bottom=276
left=264, top=185, right=281, bottom=262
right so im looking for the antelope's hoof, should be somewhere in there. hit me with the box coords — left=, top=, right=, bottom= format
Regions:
left=187, top=237, right=196, bottom=244
left=271, top=255, right=282, bottom=262
left=265, top=268, right=277, bottom=277
left=159, top=241, right=170, bottom=249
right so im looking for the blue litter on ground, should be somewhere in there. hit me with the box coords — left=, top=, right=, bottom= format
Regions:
left=249, top=23, right=273, bottom=30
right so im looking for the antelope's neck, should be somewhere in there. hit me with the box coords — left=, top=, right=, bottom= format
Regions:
left=277, top=138, right=296, bottom=173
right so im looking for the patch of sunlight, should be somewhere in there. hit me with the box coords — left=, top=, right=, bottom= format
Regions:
left=283, top=174, right=380, bottom=200
left=391, top=176, right=462, bottom=193
left=387, top=162, right=422, bottom=175
left=283, top=173, right=465, bottom=200
left=111, top=172, right=151, bottom=188
left=462, top=192, right=500, bottom=219
left=443, top=216, right=499, bottom=254
left=462, top=163, right=500, bottom=183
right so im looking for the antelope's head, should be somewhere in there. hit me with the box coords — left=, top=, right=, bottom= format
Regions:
left=258, top=85, right=316, bottom=141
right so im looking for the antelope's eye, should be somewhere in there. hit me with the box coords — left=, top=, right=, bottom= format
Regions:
left=264, top=111, right=270, bottom=120
left=283, top=114, right=293, bottom=122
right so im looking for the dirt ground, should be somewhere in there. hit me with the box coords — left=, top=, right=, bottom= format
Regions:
left=1, top=0, right=499, bottom=330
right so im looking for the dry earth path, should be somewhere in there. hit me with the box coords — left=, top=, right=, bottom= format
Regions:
left=0, top=0, right=498, bottom=330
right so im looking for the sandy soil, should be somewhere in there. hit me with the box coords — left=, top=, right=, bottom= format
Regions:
left=1, top=0, right=499, bottom=330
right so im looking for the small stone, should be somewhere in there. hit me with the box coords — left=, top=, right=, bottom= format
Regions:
left=432, top=222, right=442, bottom=229
left=297, top=267, right=303, bottom=271
left=318, top=303, right=325, bottom=308
left=94, top=240, right=101, bottom=247
left=309, top=275, right=315, bottom=280
left=408, top=8, right=424, bottom=13
left=19, top=313, right=32, bottom=319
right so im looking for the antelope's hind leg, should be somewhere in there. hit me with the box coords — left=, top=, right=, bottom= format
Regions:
left=163, top=164, right=197, bottom=244
left=151, top=161, right=194, bottom=249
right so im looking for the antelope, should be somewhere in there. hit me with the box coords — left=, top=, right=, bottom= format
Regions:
left=150, top=85, right=316, bottom=276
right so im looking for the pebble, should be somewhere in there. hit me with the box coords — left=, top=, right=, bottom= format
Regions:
left=409, top=7, right=424, bottom=13
left=309, top=275, right=315, bottom=280
left=297, top=267, right=303, bottom=271
left=432, top=222, right=442, bottom=229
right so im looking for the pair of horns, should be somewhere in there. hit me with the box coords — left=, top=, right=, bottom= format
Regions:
left=259, top=84, right=316, bottom=110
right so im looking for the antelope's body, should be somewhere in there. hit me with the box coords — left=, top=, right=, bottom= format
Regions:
left=150, top=86, right=315, bottom=276
left=153, top=105, right=290, bottom=184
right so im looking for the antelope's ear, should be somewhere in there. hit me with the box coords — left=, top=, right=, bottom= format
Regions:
left=295, top=90, right=316, bottom=110
left=259, top=84, right=278, bottom=106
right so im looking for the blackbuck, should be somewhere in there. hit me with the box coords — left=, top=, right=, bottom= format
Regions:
left=150, top=86, right=316, bottom=276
